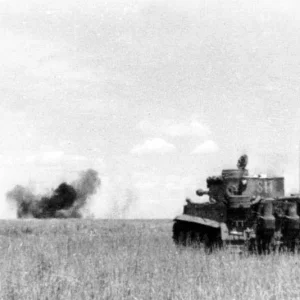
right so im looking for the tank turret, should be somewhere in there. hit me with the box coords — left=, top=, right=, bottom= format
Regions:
left=196, top=154, right=284, bottom=207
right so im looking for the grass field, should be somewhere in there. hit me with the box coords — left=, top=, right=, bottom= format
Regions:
left=0, top=219, right=300, bottom=300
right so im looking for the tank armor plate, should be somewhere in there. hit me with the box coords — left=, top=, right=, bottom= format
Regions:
left=174, top=214, right=221, bottom=228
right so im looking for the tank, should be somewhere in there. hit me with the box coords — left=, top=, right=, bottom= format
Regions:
left=173, top=155, right=300, bottom=253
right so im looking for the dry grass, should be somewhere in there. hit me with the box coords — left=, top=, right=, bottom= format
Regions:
left=0, top=219, right=300, bottom=300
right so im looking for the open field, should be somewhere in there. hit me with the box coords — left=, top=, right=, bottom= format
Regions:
left=0, top=219, right=300, bottom=300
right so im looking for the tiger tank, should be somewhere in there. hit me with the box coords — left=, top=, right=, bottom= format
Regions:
left=173, top=155, right=300, bottom=253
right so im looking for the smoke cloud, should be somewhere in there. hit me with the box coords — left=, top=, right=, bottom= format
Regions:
left=110, top=188, right=139, bottom=218
left=6, top=169, right=100, bottom=219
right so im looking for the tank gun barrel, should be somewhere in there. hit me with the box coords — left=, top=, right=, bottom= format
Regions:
left=196, top=189, right=210, bottom=197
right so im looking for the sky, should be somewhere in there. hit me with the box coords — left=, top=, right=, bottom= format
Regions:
left=1, top=0, right=300, bottom=218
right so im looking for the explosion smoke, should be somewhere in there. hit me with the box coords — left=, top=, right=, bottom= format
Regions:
left=6, top=169, right=101, bottom=219
left=110, top=188, right=139, bottom=218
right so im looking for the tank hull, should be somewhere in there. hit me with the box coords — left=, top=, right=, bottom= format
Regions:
left=174, top=199, right=300, bottom=253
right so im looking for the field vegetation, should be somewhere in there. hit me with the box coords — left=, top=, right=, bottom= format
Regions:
left=0, top=219, right=300, bottom=300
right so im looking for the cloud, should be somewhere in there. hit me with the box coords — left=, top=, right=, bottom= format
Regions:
left=41, top=151, right=65, bottom=164
left=24, top=151, right=64, bottom=165
left=131, top=138, right=176, bottom=155
left=0, top=106, right=37, bottom=154
left=134, top=181, right=158, bottom=190
left=191, top=140, right=219, bottom=154
left=3, top=149, right=105, bottom=173
left=138, top=119, right=211, bottom=137
left=24, top=151, right=90, bottom=165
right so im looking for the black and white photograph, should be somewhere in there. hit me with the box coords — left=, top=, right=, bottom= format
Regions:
left=1, top=0, right=300, bottom=299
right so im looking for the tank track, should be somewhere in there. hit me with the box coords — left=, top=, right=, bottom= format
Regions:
left=172, top=220, right=222, bottom=252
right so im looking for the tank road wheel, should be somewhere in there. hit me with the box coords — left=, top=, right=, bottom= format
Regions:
left=192, top=231, right=202, bottom=248
left=172, top=221, right=222, bottom=251
left=173, top=221, right=204, bottom=247
left=256, top=233, right=274, bottom=255
left=295, top=237, right=300, bottom=253
left=202, top=233, right=212, bottom=253
left=200, top=227, right=222, bottom=253
left=185, top=230, right=195, bottom=246
left=210, top=231, right=223, bottom=252
left=246, top=237, right=257, bottom=254
left=282, top=234, right=299, bottom=253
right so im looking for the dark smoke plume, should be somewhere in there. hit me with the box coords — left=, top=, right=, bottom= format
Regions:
left=6, top=169, right=101, bottom=219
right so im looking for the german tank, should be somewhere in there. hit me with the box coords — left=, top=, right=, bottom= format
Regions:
left=173, top=155, right=300, bottom=253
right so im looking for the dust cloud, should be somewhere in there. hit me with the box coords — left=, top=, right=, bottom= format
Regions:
left=6, top=169, right=100, bottom=218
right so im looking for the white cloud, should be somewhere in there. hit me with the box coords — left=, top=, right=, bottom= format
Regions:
left=66, top=155, right=88, bottom=162
left=23, top=151, right=64, bottom=164
left=134, top=181, right=158, bottom=190
left=24, top=151, right=91, bottom=165
left=138, top=119, right=211, bottom=137
left=1, top=31, right=98, bottom=85
left=131, top=138, right=176, bottom=155
left=24, top=155, right=36, bottom=164
left=41, top=151, right=65, bottom=164
left=1, top=155, right=34, bottom=166
left=191, top=140, right=219, bottom=154
left=0, top=106, right=37, bottom=154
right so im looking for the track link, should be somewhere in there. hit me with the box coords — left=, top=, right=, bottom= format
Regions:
left=172, top=220, right=222, bottom=251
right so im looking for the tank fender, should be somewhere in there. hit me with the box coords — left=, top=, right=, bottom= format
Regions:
left=174, top=214, right=220, bottom=228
